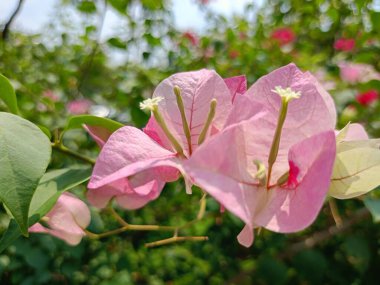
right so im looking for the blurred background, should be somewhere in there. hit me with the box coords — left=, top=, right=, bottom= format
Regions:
left=1, top=0, right=380, bottom=284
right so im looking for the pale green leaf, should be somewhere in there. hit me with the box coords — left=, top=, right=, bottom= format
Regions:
left=329, top=139, right=380, bottom=199
left=0, top=167, right=91, bottom=253
left=0, top=112, right=51, bottom=235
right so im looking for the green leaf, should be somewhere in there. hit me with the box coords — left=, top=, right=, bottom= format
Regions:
left=363, top=197, right=380, bottom=223
left=0, top=74, right=19, bottom=114
left=64, top=115, right=123, bottom=134
left=108, top=0, right=128, bottom=14
left=38, top=125, right=52, bottom=139
left=371, top=12, right=380, bottom=33
left=107, top=37, right=127, bottom=49
left=77, top=1, right=97, bottom=13
left=0, top=112, right=51, bottom=235
left=329, top=139, right=380, bottom=199
left=0, top=167, right=92, bottom=253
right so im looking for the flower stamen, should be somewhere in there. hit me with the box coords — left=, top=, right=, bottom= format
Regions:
left=267, top=86, right=301, bottom=189
left=198, top=99, right=217, bottom=145
left=174, top=86, right=193, bottom=155
left=140, top=96, right=185, bottom=157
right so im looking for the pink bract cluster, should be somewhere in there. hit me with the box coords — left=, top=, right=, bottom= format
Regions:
left=29, top=193, right=91, bottom=245
left=86, top=63, right=344, bottom=247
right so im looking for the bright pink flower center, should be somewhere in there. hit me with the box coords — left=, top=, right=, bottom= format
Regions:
left=286, top=160, right=300, bottom=188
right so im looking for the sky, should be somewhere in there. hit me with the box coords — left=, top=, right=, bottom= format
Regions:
left=0, top=0, right=254, bottom=37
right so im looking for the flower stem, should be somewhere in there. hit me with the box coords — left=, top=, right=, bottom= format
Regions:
left=329, top=198, right=343, bottom=228
left=51, top=143, right=96, bottom=165
left=145, top=236, right=208, bottom=248
left=107, top=205, right=129, bottom=226
left=85, top=223, right=177, bottom=239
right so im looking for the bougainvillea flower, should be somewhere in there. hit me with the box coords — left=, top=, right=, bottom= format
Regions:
left=334, top=38, right=355, bottom=51
left=29, top=193, right=91, bottom=245
left=87, top=70, right=244, bottom=209
left=67, top=98, right=92, bottom=114
left=271, top=27, right=296, bottom=46
left=183, top=63, right=337, bottom=247
left=339, top=62, right=380, bottom=84
left=356, top=89, right=379, bottom=106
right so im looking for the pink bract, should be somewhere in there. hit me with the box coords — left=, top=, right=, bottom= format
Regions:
left=87, top=70, right=245, bottom=210
left=29, top=193, right=91, bottom=245
left=183, top=63, right=337, bottom=247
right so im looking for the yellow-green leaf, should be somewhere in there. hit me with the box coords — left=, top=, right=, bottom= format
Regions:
left=329, top=139, right=380, bottom=199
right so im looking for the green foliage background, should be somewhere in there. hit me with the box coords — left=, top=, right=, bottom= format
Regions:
left=1, top=0, right=380, bottom=284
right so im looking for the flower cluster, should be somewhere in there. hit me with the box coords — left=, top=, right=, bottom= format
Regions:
left=31, top=64, right=380, bottom=247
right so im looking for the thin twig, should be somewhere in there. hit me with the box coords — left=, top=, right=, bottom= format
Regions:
left=85, top=223, right=177, bottom=239
left=197, top=192, right=207, bottom=220
left=329, top=198, right=343, bottom=228
left=1, top=0, right=25, bottom=41
left=51, top=143, right=96, bottom=165
left=107, top=206, right=129, bottom=227
left=145, top=236, right=208, bottom=248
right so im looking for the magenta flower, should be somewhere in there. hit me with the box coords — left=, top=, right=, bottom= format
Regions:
left=67, top=99, right=92, bottom=115
left=271, top=28, right=296, bottom=46
left=339, top=62, right=380, bottom=84
left=29, top=193, right=91, bottom=245
left=183, top=64, right=337, bottom=247
left=356, top=89, right=379, bottom=106
left=87, top=70, right=245, bottom=209
left=334, top=38, right=355, bottom=51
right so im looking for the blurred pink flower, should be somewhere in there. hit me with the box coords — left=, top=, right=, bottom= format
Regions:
left=271, top=27, right=296, bottom=46
left=339, top=62, right=380, bottom=84
left=29, top=193, right=91, bottom=245
left=42, top=90, right=59, bottom=102
left=67, top=99, right=92, bottom=114
left=182, top=31, right=199, bottom=46
left=334, top=38, right=355, bottom=51
left=356, top=89, right=379, bottom=106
